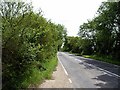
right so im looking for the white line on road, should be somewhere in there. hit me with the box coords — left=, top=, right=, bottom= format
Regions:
left=69, top=78, right=72, bottom=83
left=57, top=54, right=73, bottom=84
left=74, top=57, right=120, bottom=78
left=75, top=59, right=82, bottom=63
left=61, top=52, right=120, bottom=78
left=86, top=63, right=120, bottom=78
left=97, top=66, right=120, bottom=78
left=57, top=56, right=68, bottom=76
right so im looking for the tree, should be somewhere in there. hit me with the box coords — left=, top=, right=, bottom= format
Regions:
left=78, top=2, right=120, bottom=58
left=1, top=1, right=66, bottom=89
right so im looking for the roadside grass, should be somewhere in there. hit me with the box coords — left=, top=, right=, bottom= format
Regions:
left=21, top=56, right=58, bottom=88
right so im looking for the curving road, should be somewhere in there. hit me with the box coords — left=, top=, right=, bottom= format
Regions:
left=57, top=52, right=120, bottom=88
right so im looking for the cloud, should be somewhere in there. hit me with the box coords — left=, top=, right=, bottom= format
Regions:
left=31, top=0, right=107, bottom=36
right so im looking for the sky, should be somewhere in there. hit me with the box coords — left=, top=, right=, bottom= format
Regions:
left=29, top=0, right=107, bottom=36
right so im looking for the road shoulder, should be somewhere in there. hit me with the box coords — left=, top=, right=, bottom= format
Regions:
left=39, top=60, right=72, bottom=88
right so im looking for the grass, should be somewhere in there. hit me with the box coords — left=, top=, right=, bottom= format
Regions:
left=21, top=56, right=58, bottom=88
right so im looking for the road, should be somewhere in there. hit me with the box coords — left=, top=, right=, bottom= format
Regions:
left=57, top=52, right=120, bottom=88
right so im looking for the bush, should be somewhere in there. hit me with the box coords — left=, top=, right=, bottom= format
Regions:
left=1, top=1, right=66, bottom=89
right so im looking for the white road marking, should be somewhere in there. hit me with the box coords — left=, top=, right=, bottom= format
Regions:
left=96, top=80, right=106, bottom=84
left=57, top=56, right=68, bottom=76
left=72, top=55, right=120, bottom=78
left=89, top=64, right=92, bottom=66
left=86, top=63, right=120, bottom=78
left=57, top=55, right=73, bottom=84
left=95, top=76, right=98, bottom=79
left=98, top=67, right=120, bottom=78
left=69, top=78, right=72, bottom=83
left=75, top=59, right=82, bottom=63
left=59, top=52, right=120, bottom=86
left=107, top=74, right=113, bottom=76
left=103, top=72, right=107, bottom=74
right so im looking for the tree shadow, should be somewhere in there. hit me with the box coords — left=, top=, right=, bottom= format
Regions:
left=78, top=59, right=120, bottom=88
left=79, top=62, right=95, bottom=70
left=92, top=74, right=120, bottom=88
left=75, top=55, right=120, bottom=76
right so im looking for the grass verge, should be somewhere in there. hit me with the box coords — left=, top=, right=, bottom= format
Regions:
left=21, top=56, right=58, bottom=88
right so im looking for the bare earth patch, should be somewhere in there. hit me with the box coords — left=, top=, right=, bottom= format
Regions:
left=39, top=61, right=72, bottom=88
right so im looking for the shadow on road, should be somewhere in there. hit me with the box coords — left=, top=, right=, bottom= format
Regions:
left=92, top=74, right=120, bottom=88
left=59, top=52, right=120, bottom=88
left=67, top=52, right=120, bottom=76
left=83, top=59, right=120, bottom=76
left=77, top=57, right=120, bottom=88
left=79, top=60, right=120, bottom=88
left=79, top=62, right=95, bottom=70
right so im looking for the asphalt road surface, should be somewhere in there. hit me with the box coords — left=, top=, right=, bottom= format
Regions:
left=57, top=52, right=120, bottom=88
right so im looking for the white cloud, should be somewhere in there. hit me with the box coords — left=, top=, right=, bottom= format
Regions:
left=30, top=0, right=107, bottom=36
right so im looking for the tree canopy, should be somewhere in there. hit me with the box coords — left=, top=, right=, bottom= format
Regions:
left=1, top=1, right=67, bottom=89
left=63, top=2, right=120, bottom=60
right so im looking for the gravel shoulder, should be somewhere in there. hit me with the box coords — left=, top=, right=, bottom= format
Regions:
left=39, top=60, right=72, bottom=88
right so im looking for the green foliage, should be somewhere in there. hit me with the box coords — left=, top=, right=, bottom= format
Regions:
left=63, top=2, right=120, bottom=65
left=63, top=36, right=81, bottom=53
left=79, top=2, right=120, bottom=58
left=1, top=1, right=66, bottom=89
left=21, top=56, right=58, bottom=88
left=63, top=36, right=93, bottom=55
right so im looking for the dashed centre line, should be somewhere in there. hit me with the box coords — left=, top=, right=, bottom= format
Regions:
left=69, top=78, right=72, bottom=83
left=75, top=59, right=82, bottom=63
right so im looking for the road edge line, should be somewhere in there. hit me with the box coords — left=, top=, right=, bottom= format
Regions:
left=57, top=56, right=68, bottom=76
left=57, top=54, right=73, bottom=84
